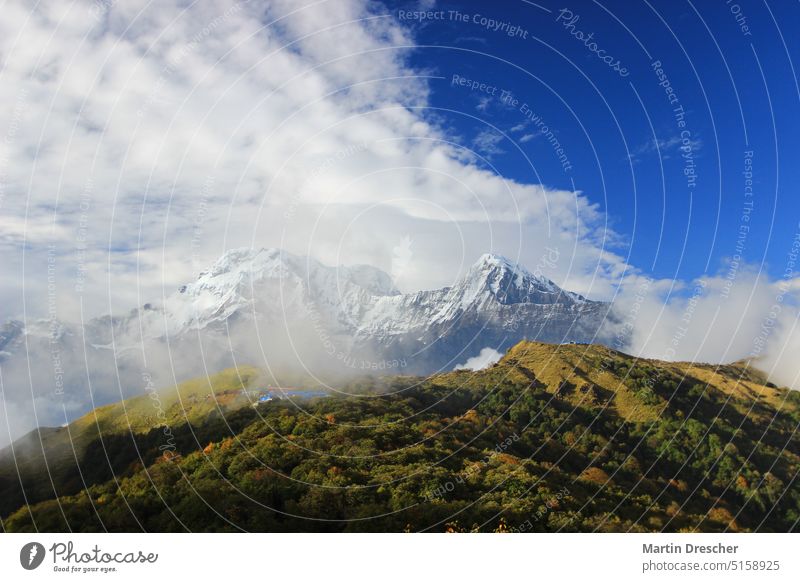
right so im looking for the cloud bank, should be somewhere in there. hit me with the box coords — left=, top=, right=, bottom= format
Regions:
left=0, top=0, right=626, bottom=325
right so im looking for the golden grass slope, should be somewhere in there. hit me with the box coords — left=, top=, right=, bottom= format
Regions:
left=437, top=341, right=796, bottom=424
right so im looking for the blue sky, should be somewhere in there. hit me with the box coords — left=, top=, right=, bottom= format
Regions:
left=394, top=0, right=799, bottom=285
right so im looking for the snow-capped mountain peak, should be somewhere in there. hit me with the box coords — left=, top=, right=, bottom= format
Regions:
left=163, top=248, right=403, bottom=334
left=1, top=248, right=610, bottom=386
left=183, top=247, right=290, bottom=297
left=182, top=247, right=399, bottom=299
left=457, top=252, right=578, bottom=307
left=164, top=249, right=597, bottom=336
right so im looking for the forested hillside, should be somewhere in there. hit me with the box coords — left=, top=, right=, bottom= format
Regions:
left=2, top=341, right=798, bottom=532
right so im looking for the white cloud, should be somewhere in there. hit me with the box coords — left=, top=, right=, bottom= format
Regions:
left=630, top=134, right=703, bottom=163
left=0, top=0, right=628, bottom=322
left=470, top=127, right=505, bottom=157
left=476, top=95, right=492, bottom=112
left=455, top=347, right=503, bottom=371
left=609, top=266, right=800, bottom=389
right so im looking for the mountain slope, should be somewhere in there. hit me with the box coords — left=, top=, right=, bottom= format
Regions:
left=2, top=341, right=798, bottom=533
left=0, top=366, right=271, bottom=517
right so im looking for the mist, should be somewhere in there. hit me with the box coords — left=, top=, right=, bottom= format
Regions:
left=610, top=265, right=800, bottom=390
left=0, top=295, right=402, bottom=448
left=455, top=347, right=504, bottom=371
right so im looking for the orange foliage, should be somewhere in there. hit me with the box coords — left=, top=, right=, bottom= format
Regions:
left=158, top=450, right=181, bottom=463
left=461, top=409, right=479, bottom=423
left=707, top=507, right=738, bottom=531
left=669, top=478, right=689, bottom=492
left=579, top=467, right=610, bottom=485
left=496, top=453, right=521, bottom=465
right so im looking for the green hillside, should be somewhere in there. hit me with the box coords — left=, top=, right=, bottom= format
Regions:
left=2, top=341, right=799, bottom=532
left=0, top=365, right=269, bottom=517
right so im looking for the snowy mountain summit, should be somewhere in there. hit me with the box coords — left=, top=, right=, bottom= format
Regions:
left=0, top=248, right=611, bottom=415
left=136, top=247, right=609, bottom=371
